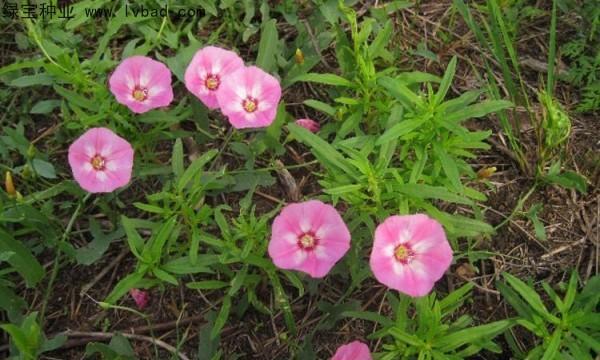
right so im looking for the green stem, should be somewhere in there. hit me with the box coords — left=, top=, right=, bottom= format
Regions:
left=494, top=183, right=537, bottom=230
left=226, top=160, right=319, bottom=174
left=39, top=193, right=91, bottom=325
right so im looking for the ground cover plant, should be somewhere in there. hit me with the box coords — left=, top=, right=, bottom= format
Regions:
left=0, top=0, right=598, bottom=359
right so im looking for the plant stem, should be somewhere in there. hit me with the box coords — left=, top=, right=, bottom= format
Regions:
left=39, top=193, right=91, bottom=325
left=494, top=184, right=537, bottom=230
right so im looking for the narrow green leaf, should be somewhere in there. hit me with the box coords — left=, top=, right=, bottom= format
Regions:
left=288, top=123, right=357, bottom=177
left=541, top=330, right=561, bottom=360
left=303, top=99, right=335, bottom=116
left=30, top=100, right=61, bottom=114
left=378, top=76, right=423, bottom=109
left=103, top=272, right=144, bottom=305
left=148, top=217, right=177, bottom=261
left=121, top=216, right=144, bottom=260
left=291, top=73, right=353, bottom=87
left=435, top=320, right=512, bottom=351
left=376, top=117, right=424, bottom=145
left=172, top=138, right=184, bottom=178
left=503, top=273, right=559, bottom=323
left=255, top=19, right=278, bottom=73
left=187, top=280, right=228, bottom=290
left=446, top=100, right=513, bottom=123
left=161, top=255, right=217, bottom=274
left=211, top=295, right=231, bottom=339
left=177, top=149, right=218, bottom=191
left=395, top=184, right=473, bottom=205
left=433, top=143, right=462, bottom=191
left=435, top=56, right=457, bottom=104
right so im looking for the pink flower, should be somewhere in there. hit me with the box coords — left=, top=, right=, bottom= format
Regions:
left=129, top=289, right=149, bottom=310
left=109, top=56, right=173, bottom=114
left=68, top=127, right=134, bottom=193
left=332, top=341, right=372, bottom=360
left=216, top=66, right=281, bottom=129
left=268, top=200, right=350, bottom=278
left=295, top=118, right=320, bottom=133
left=369, top=214, right=453, bottom=297
left=184, top=46, right=244, bottom=109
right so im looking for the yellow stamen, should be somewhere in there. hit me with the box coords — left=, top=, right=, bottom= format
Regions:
left=243, top=98, right=257, bottom=113
left=394, top=244, right=412, bottom=263
left=299, top=234, right=316, bottom=249
left=132, top=88, right=147, bottom=101
left=205, top=75, right=219, bottom=90
left=91, top=155, right=105, bottom=171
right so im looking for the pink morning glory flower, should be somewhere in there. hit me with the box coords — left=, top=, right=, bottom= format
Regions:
left=369, top=214, right=453, bottom=297
left=216, top=66, right=281, bottom=129
left=109, top=56, right=173, bottom=114
left=184, top=46, right=244, bottom=109
left=268, top=200, right=350, bottom=278
left=332, top=341, right=372, bottom=360
left=129, top=288, right=149, bottom=310
left=68, top=127, right=134, bottom=193
left=295, top=118, right=320, bottom=133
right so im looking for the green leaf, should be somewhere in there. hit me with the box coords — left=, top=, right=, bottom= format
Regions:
left=153, top=267, right=178, bottom=285
left=369, top=20, right=393, bottom=59
left=395, top=184, right=473, bottom=205
left=433, top=143, right=462, bottom=191
left=103, top=272, right=144, bottom=305
left=30, top=100, right=61, bottom=114
left=526, top=203, right=547, bottom=241
left=121, top=216, right=144, bottom=260
left=0, top=59, right=44, bottom=76
left=435, top=320, right=512, bottom=352
left=562, top=271, right=578, bottom=312
left=211, top=295, right=231, bottom=339
left=378, top=76, right=423, bottom=109
left=133, top=203, right=166, bottom=214
left=303, top=99, right=335, bottom=116
left=340, top=310, right=394, bottom=327
left=197, top=311, right=220, bottom=360
left=389, top=327, right=424, bottom=347
left=571, top=328, right=600, bottom=353
left=436, top=56, right=457, bottom=104
left=172, top=138, right=184, bottom=178
left=10, top=74, right=54, bottom=87
left=75, top=219, right=124, bottom=265
left=32, top=159, right=57, bottom=179
left=187, top=280, right=228, bottom=290
left=255, top=19, right=279, bottom=73
left=376, top=117, right=424, bottom=145
left=177, top=149, right=218, bottom=192
left=147, top=217, right=177, bottom=262
left=396, top=71, right=441, bottom=84
left=503, top=273, right=559, bottom=324
left=288, top=123, right=357, bottom=178
left=544, top=171, right=588, bottom=194
left=0, top=229, right=44, bottom=287
left=446, top=100, right=513, bottom=123
left=291, top=73, right=353, bottom=87
left=268, top=271, right=296, bottom=335
left=541, top=330, right=562, bottom=360
left=0, top=323, right=35, bottom=358
left=53, top=85, right=99, bottom=111
left=0, top=285, right=26, bottom=322
left=161, top=255, right=216, bottom=274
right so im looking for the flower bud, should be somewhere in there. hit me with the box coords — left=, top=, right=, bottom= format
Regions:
left=477, top=167, right=497, bottom=179
left=5, top=171, right=16, bottom=196
left=294, top=48, right=304, bottom=65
